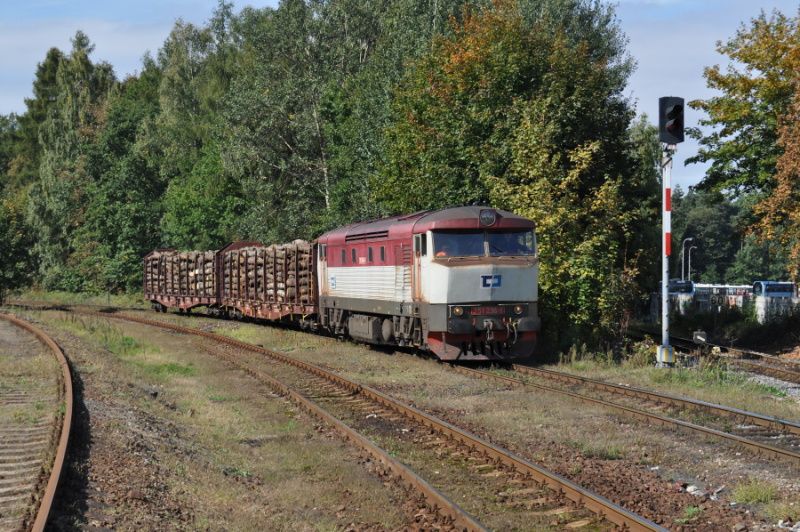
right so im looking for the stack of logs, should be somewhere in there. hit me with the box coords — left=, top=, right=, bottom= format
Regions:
left=144, top=250, right=216, bottom=297
left=144, top=250, right=172, bottom=295
left=222, top=240, right=313, bottom=304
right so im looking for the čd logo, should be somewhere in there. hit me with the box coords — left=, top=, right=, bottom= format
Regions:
left=481, top=274, right=501, bottom=288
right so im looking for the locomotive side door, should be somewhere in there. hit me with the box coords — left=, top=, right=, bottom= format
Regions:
left=412, top=233, right=428, bottom=302
left=317, top=243, right=329, bottom=295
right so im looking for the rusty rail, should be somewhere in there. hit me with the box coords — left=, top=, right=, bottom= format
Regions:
left=76, top=309, right=662, bottom=532
left=727, top=359, right=800, bottom=385
left=61, top=310, right=484, bottom=530
left=512, top=365, right=800, bottom=437
left=631, top=328, right=800, bottom=381
left=0, top=313, right=73, bottom=532
left=452, top=363, right=800, bottom=465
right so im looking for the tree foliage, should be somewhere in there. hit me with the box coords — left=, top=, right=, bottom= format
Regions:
left=688, top=10, right=800, bottom=193
left=0, top=197, right=33, bottom=303
left=690, top=9, right=799, bottom=280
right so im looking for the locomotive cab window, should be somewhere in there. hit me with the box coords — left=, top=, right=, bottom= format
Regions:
left=433, top=229, right=536, bottom=258
left=368, top=247, right=373, bottom=262
left=351, top=248, right=357, bottom=263
left=319, top=244, right=327, bottom=260
left=380, top=246, right=386, bottom=262
left=341, top=249, right=346, bottom=264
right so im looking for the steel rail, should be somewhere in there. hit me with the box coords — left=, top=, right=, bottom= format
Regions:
left=655, top=333, right=800, bottom=385
left=630, top=327, right=800, bottom=371
left=509, top=368, right=800, bottom=465
left=727, top=359, right=800, bottom=385
left=512, top=365, right=800, bottom=437
left=81, top=309, right=663, bottom=532
left=0, top=313, right=73, bottom=532
left=191, top=336, right=485, bottom=531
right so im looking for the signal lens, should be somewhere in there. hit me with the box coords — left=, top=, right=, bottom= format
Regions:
left=513, top=304, right=525, bottom=315
left=452, top=306, right=464, bottom=317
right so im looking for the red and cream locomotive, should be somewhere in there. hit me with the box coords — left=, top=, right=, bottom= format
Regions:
left=144, top=206, right=540, bottom=361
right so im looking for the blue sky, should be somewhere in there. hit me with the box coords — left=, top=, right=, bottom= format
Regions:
left=1, top=0, right=798, bottom=189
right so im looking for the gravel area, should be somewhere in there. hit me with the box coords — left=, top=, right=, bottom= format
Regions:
left=740, top=372, right=800, bottom=400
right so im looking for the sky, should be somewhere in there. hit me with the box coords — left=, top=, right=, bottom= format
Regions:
left=1, top=0, right=798, bottom=189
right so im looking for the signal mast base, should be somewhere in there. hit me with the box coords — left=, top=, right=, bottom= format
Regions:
left=656, top=345, right=674, bottom=367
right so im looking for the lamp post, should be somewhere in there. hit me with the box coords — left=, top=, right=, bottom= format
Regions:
left=680, top=237, right=694, bottom=281
left=688, top=245, right=698, bottom=281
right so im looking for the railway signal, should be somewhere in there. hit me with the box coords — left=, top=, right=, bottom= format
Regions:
left=659, top=96, right=684, bottom=144
left=657, top=95, right=685, bottom=367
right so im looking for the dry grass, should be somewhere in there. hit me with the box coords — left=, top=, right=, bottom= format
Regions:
left=549, top=357, right=800, bottom=422
left=0, top=319, right=59, bottom=425
left=732, top=479, right=778, bottom=504
left=29, top=309, right=409, bottom=530
left=50, top=310, right=800, bottom=525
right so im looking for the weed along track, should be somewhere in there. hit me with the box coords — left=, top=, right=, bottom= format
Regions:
left=634, top=330, right=800, bottom=386
left=0, top=314, right=72, bottom=532
left=453, top=364, right=800, bottom=466
left=74, top=309, right=662, bottom=531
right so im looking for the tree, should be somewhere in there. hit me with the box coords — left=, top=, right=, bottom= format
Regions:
left=161, top=142, right=242, bottom=250
left=688, top=10, right=800, bottom=193
left=378, top=0, right=657, bottom=347
left=753, top=85, right=800, bottom=280
left=69, top=59, right=165, bottom=292
left=223, top=0, right=393, bottom=242
left=0, top=198, right=32, bottom=303
left=26, top=31, right=116, bottom=289
left=689, top=9, right=799, bottom=279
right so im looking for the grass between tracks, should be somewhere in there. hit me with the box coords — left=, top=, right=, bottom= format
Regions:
left=12, top=309, right=410, bottom=530
left=0, top=319, right=59, bottom=427
left=550, top=340, right=800, bottom=422
left=141, top=312, right=800, bottom=527
left=11, top=289, right=148, bottom=309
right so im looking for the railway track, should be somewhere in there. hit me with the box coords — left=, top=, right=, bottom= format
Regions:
left=450, top=364, right=800, bottom=467
left=0, top=314, right=72, bottom=532
left=631, top=329, right=800, bottom=385
left=63, top=308, right=663, bottom=531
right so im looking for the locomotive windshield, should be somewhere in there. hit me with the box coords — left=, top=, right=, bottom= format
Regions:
left=433, top=230, right=536, bottom=258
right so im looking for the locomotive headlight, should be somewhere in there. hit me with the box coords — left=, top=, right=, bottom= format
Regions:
left=513, top=304, right=525, bottom=315
left=452, top=306, right=464, bottom=317
left=479, top=209, right=497, bottom=226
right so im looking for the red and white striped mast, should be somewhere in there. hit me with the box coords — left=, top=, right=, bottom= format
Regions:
left=657, top=96, right=684, bottom=367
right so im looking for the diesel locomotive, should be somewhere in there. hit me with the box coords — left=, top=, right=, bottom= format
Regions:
left=144, top=206, right=540, bottom=361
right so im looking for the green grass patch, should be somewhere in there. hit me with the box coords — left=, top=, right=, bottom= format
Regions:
left=14, top=289, right=148, bottom=309
left=647, top=363, right=787, bottom=398
left=732, top=479, right=778, bottom=504
left=133, top=361, right=196, bottom=378
left=675, top=505, right=702, bottom=524
left=208, top=394, right=233, bottom=403
left=581, top=443, right=624, bottom=460
left=764, top=500, right=800, bottom=522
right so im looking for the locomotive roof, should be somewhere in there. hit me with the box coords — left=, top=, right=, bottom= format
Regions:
left=317, top=206, right=534, bottom=244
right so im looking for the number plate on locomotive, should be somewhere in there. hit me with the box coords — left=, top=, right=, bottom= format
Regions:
left=470, top=306, right=506, bottom=316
